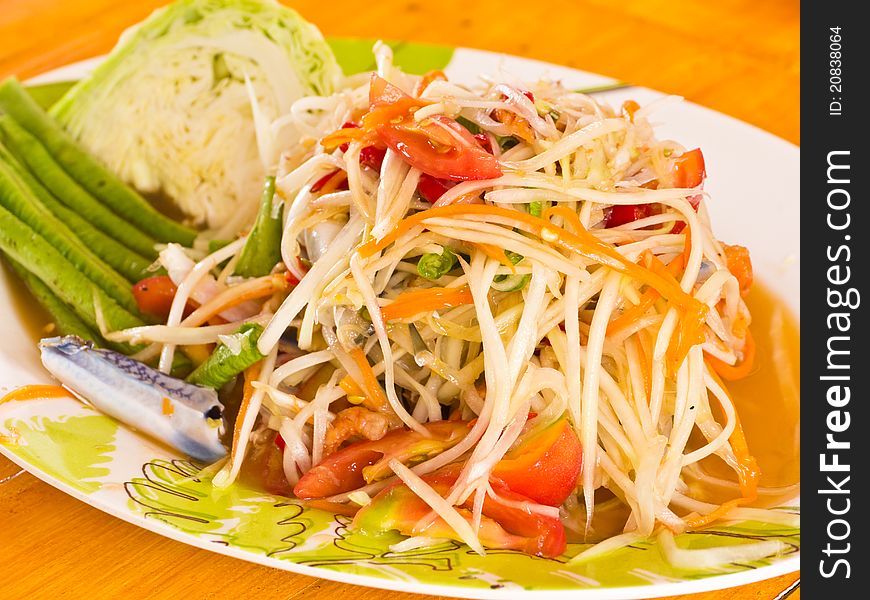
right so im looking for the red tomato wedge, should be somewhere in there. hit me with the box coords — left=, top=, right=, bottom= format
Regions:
left=671, top=148, right=706, bottom=189
left=293, top=420, right=470, bottom=499
left=669, top=148, right=706, bottom=233
left=365, top=74, right=503, bottom=182
left=417, top=173, right=454, bottom=203
left=132, top=276, right=179, bottom=320
left=604, top=203, right=654, bottom=228
left=491, top=415, right=582, bottom=506
left=353, top=463, right=566, bottom=557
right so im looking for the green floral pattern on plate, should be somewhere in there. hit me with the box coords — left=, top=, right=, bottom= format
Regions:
left=0, top=398, right=798, bottom=593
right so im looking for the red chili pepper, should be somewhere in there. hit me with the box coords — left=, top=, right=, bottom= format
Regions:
left=275, top=433, right=286, bottom=450
left=285, top=271, right=300, bottom=287
left=359, top=145, right=387, bottom=171
left=604, top=204, right=654, bottom=228
left=417, top=173, right=454, bottom=203
left=523, top=90, right=535, bottom=102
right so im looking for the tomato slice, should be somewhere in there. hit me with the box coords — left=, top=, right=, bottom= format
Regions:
left=604, top=203, right=654, bottom=228
left=293, top=420, right=470, bottom=499
left=353, top=463, right=566, bottom=557
left=365, top=74, right=502, bottom=182
left=359, top=145, right=387, bottom=171
left=417, top=173, right=455, bottom=203
left=132, top=275, right=179, bottom=320
left=671, top=148, right=706, bottom=189
left=491, top=415, right=582, bottom=506
left=669, top=148, right=706, bottom=233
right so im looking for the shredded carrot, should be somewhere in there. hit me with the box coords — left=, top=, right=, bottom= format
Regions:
left=348, top=347, right=389, bottom=412
left=380, top=285, right=475, bottom=321
left=320, top=126, right=370, bottom=152
left=728, top=419, right=761, bottom=501
left=682, top=225, right=692, bottom=267
left=607, top=255, right=684, bottom=336
left=621, top=100, right=640, bottom=122
left=630, top=335, right=652, bottom=401
left=685, top=498, right=744, bottom=529
left=229, top=364, right=261, bottom=463
left=339, top=375, right=365, bottom=397
left=183, top=274, right=288, bottom=329
left=319, top=170, right=349, bottom=195
left=361, top=204, right=704, bottom=316
left=686, top=370, right=761, bottom=529
left=545, top=206, right=706, bottom=358
left=473, top=243, right=515, bottom=270
left=705, top=330, right=756, bottom=381
left=606, top=289, right=658, bottom=336
left=1, top=385, right=70, bottom=404
left=161, top=397, right=174, bottom=416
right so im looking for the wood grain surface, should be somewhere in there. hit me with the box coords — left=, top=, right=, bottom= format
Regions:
left=0, top=1, right=799, bottom=599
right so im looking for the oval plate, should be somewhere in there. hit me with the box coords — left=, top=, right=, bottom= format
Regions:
left=1, top=40, right=799, bottom=600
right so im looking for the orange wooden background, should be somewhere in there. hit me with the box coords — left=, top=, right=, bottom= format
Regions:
left=0, top=1, right=799, bottom=599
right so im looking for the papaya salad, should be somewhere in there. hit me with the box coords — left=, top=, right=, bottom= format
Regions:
left=1, top=27, right=796, bottom=564
left=121, top=42, right=786, bottom=561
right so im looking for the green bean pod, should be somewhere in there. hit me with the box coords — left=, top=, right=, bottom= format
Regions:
left=0, top=115, right=160, bottom=258
left=0, top=143, right=152, bottom=282
left=0, top=202, right=145, bottom=337
left=0, top=149, right=142, bottom=315
left=234, top=176, right=283, bottom=277
left=0, top=78, right=197, bottom=246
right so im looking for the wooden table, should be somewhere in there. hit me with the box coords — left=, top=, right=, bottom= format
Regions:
left=0, top=1, right=799, bottom=598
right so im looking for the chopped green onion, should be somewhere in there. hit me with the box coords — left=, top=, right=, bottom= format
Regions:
left=529, top=201, right=543, bottom=217
left=492, top=250, right=529, bottom=291
left=417, top=247, right=457, bottom=280
left=504, top=250, right=524, bottom=266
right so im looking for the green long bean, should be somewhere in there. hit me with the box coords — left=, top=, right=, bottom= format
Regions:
left=0, top=78, right=197, bottom=246
left=0, top=142, right=152, bottom=282
left=0, top=150, right=141, bottom=314
left=0, top=202, right=145, bottom=336
left=234, top=176, right=283, bottom=277
left=0, top=115, right=160, bottom=258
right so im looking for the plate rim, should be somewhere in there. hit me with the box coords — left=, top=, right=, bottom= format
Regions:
left=0, top=442, right=800, bottom=600
left=4, top=44, right=800, bottom=599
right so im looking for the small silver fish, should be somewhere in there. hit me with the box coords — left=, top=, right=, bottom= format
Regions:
left=39, top=336, right=227, bottom=462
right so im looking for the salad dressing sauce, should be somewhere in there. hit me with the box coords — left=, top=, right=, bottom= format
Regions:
left=697, top=283, right=801, bottom=496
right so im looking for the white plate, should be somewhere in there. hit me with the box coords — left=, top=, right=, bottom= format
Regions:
left=1, top=46, right=799, bottom=599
